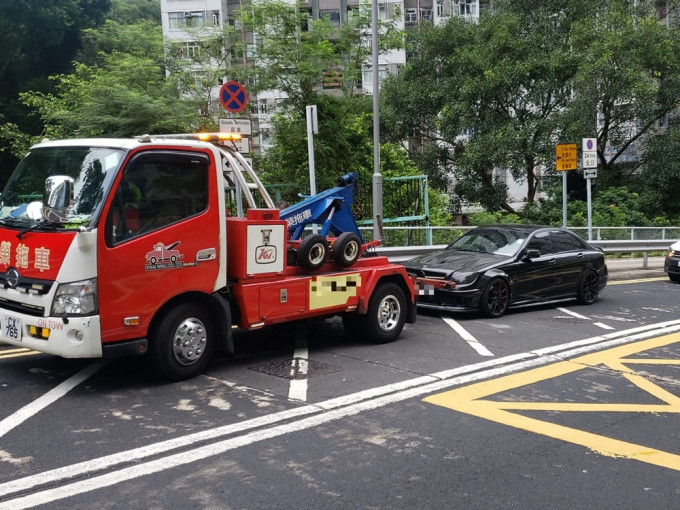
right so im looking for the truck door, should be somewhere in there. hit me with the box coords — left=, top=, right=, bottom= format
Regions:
left=97, top=150, right=221, bottom=343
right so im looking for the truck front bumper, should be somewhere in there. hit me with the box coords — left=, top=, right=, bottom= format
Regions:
left=0, top=311, right=103, bottom=358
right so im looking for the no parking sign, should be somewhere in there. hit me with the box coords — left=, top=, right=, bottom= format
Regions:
left=219, top=81, right=248, bottom=113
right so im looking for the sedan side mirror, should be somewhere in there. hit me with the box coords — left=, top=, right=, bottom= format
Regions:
left=525, top=249, right=541, bottom=259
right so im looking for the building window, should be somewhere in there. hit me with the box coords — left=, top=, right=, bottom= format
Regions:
left=168, top=12, right=185, bottom=29
left=405, top=9, right=418, bottom=24
left=363, top=64, right=388, bottom=84
left=455, top=0, right=476, bottom=16
left=320, top=9, right=341, bottom=27
left=211, top=11, right=220, bottom=27
left=378, top=2, right=388, bottom=20
left=421, top=8, right=433, bottom=21
left=168, top=11, right=206, bottom=29
left=436, top=1, right=444, bottom=17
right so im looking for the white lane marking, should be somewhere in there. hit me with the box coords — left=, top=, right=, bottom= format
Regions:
left=288, top=346, right=309, bottom=401
left=557, top=307, right=590, bottom=320
left=558, top=307, right=614, bottom=330
left=4, top=319, right=680, bottom=507
left=442, top=316, right=494, bottom=356
left=0, top=360, right=109, bottom=439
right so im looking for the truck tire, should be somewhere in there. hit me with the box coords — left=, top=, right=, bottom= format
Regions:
left=333, top=232, right=362, bottom=267
left=149, top=302, right=215, bottom=381
left=342, top=282, right=406, bottom=344
left=298, top=234, right=329, bottom=271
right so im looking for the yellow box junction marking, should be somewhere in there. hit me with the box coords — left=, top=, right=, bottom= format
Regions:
left=424, top=332, right=680, bottom=471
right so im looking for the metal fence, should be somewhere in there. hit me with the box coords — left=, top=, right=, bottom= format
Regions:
left=358, top=225, right=680, bottom=247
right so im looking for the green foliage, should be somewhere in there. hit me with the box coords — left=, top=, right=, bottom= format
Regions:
left=381, top=0, right=680, bottom=223
left=238, top=0, right=402, bottom=114
left=16, top=20, right=200, bottom=143
left=522, top=184, right=675, bottom=228
left=467, top=211, right=523, bottom=226
left=108, top=0, right=159, bottom=24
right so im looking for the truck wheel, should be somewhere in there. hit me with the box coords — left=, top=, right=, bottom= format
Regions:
left=298, top=234, right=329, bottom=271
left=149, top=302, right=214, bottom=381
left=342, top=282, right=406, bottom=344
left=333, top=232, right=362, bottom=267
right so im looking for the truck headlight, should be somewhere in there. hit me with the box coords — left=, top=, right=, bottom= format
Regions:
left=51, top=278, right=98, bottom=316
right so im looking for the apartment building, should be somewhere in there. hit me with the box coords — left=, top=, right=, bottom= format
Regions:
left=160, top=0, right=487, bottom=151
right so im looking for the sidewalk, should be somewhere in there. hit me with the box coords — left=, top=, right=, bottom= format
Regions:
left=605, top=256, right=667, bottom=281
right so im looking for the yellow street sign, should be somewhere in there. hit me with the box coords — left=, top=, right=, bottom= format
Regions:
left=555, top=143, right=578, bottom=171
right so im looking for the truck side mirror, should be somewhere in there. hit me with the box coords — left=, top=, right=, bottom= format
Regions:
left=43, top=175, right=74, bottom=222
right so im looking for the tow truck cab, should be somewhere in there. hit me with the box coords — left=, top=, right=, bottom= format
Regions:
left=0, top=134, right=416, bottom=381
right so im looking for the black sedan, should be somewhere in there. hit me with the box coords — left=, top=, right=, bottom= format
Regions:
left=664, top=240, right=680, bottom=282
left=403, top=225, right=608, bottom=318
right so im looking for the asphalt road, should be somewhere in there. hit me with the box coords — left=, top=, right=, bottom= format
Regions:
left=1, top=265, right=679, bottom=509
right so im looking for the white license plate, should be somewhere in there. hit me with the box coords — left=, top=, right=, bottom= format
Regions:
left=1, top=314, right=22, bottom=342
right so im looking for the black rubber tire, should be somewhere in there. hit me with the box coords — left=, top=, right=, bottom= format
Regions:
left=480, top=278, right=510, bottom=318
left=333, top=232, right=362, bottom=267
left=576, top=270, right=600, bottom=305
left=342, top=282, right=406, bottom=344
left=669, top=274, right=680, bottom=283
left=149, top=302, right=214, bottom=381
left=298, top=234, right=329, bottom=271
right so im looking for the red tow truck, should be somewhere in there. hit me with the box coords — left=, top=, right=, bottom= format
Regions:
left=0, top=133, right=416, bottom=380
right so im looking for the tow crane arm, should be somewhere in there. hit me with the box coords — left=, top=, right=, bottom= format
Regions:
left=278, top=173, right=364, bottom=243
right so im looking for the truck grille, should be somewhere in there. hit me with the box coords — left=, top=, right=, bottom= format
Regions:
left=0, top=272, right=53, bottom=295
left=0, top=296, right=45, bottom=317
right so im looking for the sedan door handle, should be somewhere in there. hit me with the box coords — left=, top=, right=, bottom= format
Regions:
left=549, top=258, right=557, bottom=265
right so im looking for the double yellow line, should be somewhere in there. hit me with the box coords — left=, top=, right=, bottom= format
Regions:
left=0, top=347, right=40, bottom=359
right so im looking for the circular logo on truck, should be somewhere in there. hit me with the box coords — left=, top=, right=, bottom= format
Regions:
left=5, top=267, right=20, bottom=289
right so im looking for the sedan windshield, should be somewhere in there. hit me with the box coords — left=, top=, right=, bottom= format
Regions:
left=447, top=228, right=528, bottom=257
left=0, top=146, right=124, bottom=229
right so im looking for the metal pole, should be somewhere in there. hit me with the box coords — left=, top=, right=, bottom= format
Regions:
left=562, top=171, right=567, bottom=228
left=586, top=176, right=592, bottom=241
left=306, top=105, right=318, bottom=234
left=371, top=0, right=383, bottom=242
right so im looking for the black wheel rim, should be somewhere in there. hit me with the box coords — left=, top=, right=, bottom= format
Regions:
left=487, top=281, right=509, bottom=316
left=582, top=272, right=598, bottom=302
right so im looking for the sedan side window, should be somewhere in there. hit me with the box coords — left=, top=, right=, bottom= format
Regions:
left=551, top=231, right=585, bottom=253
left=527, top=231, right=552, bottom=255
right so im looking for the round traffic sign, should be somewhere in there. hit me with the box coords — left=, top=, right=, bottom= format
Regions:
left=219, top=81, right=248, bottom=113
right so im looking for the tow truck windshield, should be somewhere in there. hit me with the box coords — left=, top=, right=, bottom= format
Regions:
left=0, top=146, right=124, bottom=230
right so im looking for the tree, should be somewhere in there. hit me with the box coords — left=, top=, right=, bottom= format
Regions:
left=235, top=0, right=401, bottom=115
left=16, top=20, right=202, bottom=143
left=382, top=1, right=593, bottom=214
left=564, top=1, right=680, bottom=182
left=381, top=0, right=680, bottom=218
left=0, top=0, right=111, bottom=189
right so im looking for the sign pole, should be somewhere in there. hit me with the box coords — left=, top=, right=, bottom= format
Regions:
left=586, top=176, right=593, bottom=241
left=371, top=0, right=382, bottom=242
left=562, top=172, right=567, bottom=228
left=582, top=137, right=598, bottom=241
